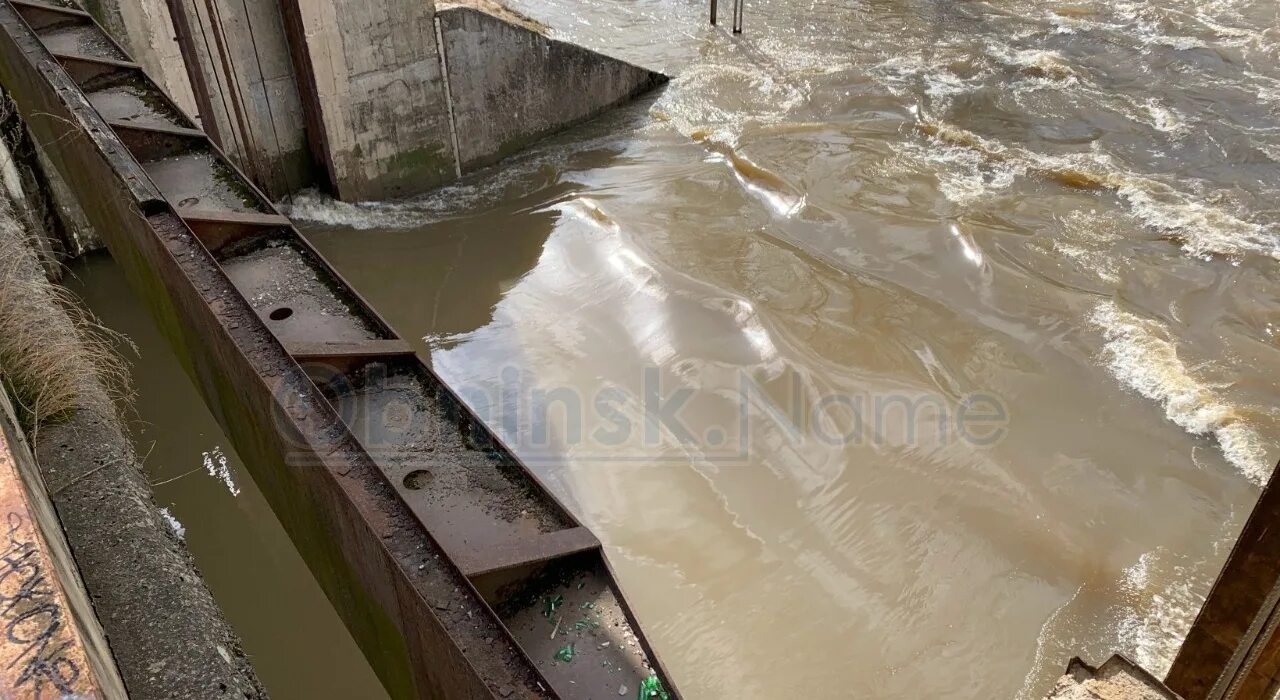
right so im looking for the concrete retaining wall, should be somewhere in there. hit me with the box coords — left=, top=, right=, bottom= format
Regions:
left=165, top=0, right=312, bottom=197
left=75, top=0, right=666, bottom=202
left=279, top=0, right=456, bottom=201
left=280, top=1, right=665, bottom=200
left=0, top=375, right=127, bottom=698
left=437, top=6, right=666, bottom=173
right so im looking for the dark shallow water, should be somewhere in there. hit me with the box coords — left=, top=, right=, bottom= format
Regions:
left=67, top=253, right=388, bottom=700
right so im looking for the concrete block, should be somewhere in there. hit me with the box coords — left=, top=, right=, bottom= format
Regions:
left=437, top=6, right=667, bottom=173
left=279, top=0, right=456, bottom=201
left=1045, top=657, right=1182, bottom=700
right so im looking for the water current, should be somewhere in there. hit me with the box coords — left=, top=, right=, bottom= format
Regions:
left=287, top=0, right=1280, bottom=696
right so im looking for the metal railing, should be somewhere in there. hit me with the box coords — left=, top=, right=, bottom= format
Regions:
left=710, top=0, right=744, bottom=33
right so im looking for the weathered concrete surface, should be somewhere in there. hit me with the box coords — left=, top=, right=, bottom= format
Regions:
left=165, top=0, right=312, bottom=197
left=81, top=0, right=198, bottom=117
left=1046, top=657, right=1182, bottom=700
left=437, top=6, right=667, bottom=173
left=0, top=388, right=127, bottom=699
left=85, top=0, right=312, bottom=197
left=279, top=0, right=455, bottom=201
left=32, top=137, right=101, bottom=256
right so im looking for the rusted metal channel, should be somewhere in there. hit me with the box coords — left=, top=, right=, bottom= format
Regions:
left=0, top=1, right=680, bottom=698
left=1167, top=459, right=1280, bottom=700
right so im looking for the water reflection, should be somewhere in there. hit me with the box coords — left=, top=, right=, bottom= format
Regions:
left=297, top=0, right=1280, bottom=696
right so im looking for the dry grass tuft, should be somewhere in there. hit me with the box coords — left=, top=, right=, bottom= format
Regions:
left=0, top=200, right=132, bottom=430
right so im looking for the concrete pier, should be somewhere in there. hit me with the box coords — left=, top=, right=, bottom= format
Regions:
left=278, top=0, right=456, bottom=200
left=70, top=0, right=667, bottom=201
left=437, top=6, right=666, bottom=173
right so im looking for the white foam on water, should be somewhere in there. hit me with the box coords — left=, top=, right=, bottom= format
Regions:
left=203, top=446, right=241, bottom=497
left=652, top=62, right=805, bottom=137
left=908, top=116, right=1280, bottom=261
left=285, top=190, right=441, bottom=230
left=1090, top=301, right=1272, bottom=484
left=1113, top=176, right=1280, bottom=261
left=1143, top=98, right=1186, bottom=134
left=870, top=53, right=993, bottom=108
left=985, top=44, right=1079, bottom=84
left=159, top=507, right=186, bottom=540
left=1116, top=551, right=1200, bottom=676
left=1111, top=0, right=1211, bottom=50
left=284, top=175, right=520, bottom=230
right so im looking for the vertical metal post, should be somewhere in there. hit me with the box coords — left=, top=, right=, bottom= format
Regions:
left=710, top=0, right=717, bottom=25
left=1167, top=460, right=1280, bottom=700
left=731, top=0, right=743, bottom=34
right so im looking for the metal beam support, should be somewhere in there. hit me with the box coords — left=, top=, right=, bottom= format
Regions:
left=1168, top=460, right=1280, bottom=700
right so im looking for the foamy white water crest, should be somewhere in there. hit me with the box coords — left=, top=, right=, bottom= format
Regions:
left=1090, top=301, right=1271, bottom=484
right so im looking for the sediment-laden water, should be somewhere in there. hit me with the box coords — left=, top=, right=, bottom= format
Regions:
left=67, top=255, right=388, bottom=700
left=291, top=0, right=1280, bottom=696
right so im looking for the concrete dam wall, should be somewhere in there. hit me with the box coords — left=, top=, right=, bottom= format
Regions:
left=437, top=6, right=667, bottom=173
left=85, top=0, right=665, bottom=201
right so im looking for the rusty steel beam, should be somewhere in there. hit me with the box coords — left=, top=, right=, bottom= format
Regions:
left=1167, top=461, right=1280, bottom=700
left=0, top=4, right=552, bottom=700
left=0, top=1, right=682, bottom=698
left=458, top=527, right=600, bottom=578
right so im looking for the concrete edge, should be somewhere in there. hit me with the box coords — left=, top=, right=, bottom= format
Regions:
left=437, top=5, right=669, bottom=174
left=0, top=385, right=128, bottom=698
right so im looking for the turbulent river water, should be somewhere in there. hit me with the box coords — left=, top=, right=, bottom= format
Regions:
left=288, top=0, right=1280, bottom=696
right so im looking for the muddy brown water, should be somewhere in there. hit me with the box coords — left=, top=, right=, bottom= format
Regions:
left=66, top=254, right=389, bottom=700
left=285, top=0, right=1280, bottom=697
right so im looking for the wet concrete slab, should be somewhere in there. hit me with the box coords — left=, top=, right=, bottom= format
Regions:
left=143, top=150, right=263, bottom=213
left=38, top=22, right=125, bottom=60
left=220, top=238, right=384, bottom=343
left=87, top=78, right=188, bottom=130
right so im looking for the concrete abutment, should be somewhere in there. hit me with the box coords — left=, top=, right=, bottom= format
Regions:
left=81, top=0, right=666, bottom=201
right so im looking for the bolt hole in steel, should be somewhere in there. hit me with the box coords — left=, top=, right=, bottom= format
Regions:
left=268, top=307, right=293, bottom=321
left=403, top=470, right=433, bottom=490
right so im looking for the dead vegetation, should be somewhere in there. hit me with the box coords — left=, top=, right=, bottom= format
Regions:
left=0, top=167, right=131, bottom=431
